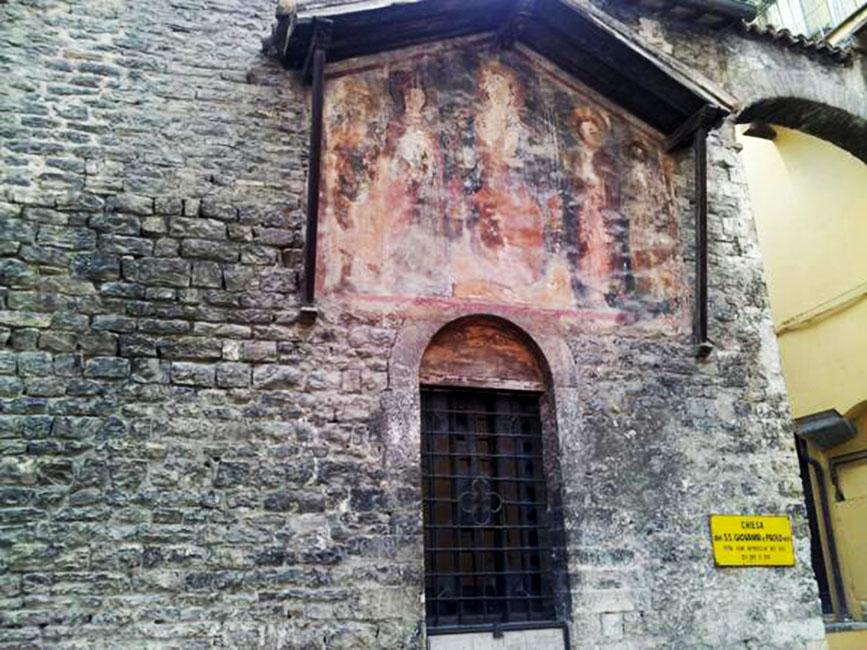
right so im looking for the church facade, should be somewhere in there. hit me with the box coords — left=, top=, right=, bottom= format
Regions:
left=0, top=0, right=865, bottom=648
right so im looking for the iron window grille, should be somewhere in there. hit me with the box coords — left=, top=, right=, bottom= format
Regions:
left=421, top=387, right=558, bottom=630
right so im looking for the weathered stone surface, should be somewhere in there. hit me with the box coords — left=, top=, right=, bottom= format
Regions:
left=83, top=357, right=131, bottom=379
left=252, top=364, right=301, bottom=389
left=0, top=0, right=861, bottom=647
left=216, top=362, right=251, bottom=388
left=170, top=362, right=215, bottom=387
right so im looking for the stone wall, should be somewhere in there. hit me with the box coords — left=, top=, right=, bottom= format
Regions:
left=0, top=0, right=861, bottom=648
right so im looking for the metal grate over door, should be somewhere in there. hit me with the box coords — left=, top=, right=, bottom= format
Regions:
left=421, top=387, right=557, bottom=630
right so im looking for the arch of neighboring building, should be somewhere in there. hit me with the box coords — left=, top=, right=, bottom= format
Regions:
left=736, top=96, right=867, bottom=162
left=736, top=91, right=867, bottom=625
left=845, top=399, right=867, bottom=422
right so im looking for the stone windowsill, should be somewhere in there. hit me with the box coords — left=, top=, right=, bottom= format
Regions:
left=825, top=620, right=867, bottom=633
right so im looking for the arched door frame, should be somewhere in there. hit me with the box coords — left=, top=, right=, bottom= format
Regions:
left=379, top=309, right=581, bottom=646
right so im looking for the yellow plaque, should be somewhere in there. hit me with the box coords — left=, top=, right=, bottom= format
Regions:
left=709, top=515, right=795, bottom=567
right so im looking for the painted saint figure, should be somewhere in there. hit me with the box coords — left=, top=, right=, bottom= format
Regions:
left=318, top=47, right=681, bottom=321
left=454, top=61, right=571, bottom=308
left=319, top=75, right=385, bottom=293
left=570, top=105, right=626, bottom=305
left=622, top=137, right=680, bottom=306
left=380, top=71, right=448, bottom=295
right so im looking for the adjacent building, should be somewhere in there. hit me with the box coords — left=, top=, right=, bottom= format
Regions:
left=740, top=116, right=867, bottom=650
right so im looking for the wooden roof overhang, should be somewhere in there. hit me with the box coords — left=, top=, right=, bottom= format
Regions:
left=272, top=0, right=730, bottom=140
left=272, top=0, right=726, bottom=356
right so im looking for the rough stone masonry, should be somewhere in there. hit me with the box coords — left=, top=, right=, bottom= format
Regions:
left=0, top=0, right=865, bottom=648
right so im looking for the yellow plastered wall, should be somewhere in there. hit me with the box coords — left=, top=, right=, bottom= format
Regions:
left=828, top=628, right=867, bottom=650
left=739, top=125, right=867, bottom=627
left=737, top=126, right=867, bottom=419
left=805, top=410, right=867, bottom=622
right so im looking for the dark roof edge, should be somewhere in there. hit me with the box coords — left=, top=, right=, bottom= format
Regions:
left=262, top=0, right=741, bottom=136
left=679, top=0, right=756, bottom=23
left=796, top=410, right=858, bottom=449
left=740, top=21, right=854, bottom=63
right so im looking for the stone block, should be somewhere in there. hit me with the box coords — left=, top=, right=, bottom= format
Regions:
left=0, top=376, right=23, bottom=398
left=0, top=351, right=17, bottom=375
left=159, top=337, right=222, bottom=361
left=252, top=364, right=300, bottom=389
left=88, top=213, right=141, bottom=235
left=92, top=315, right=137, bottom=332
left=79, top=332, right=118, bottom=356
left=216, top=362, right=251, bottom=388
left=121, top=258, right=190, bottom=287
left=83, top=357, right=131, bottom=379
left=138, top=319, right=189, bottom=335
left=192, top=261, right=223, bottom=288
left=53, top=353, right=82, bottom=376
left=131, top=358, right=170, bottom=384
left=154, top=197, right=183, bottom=215
left=171, top=362, right=215, bottom=387
left=118, top=334, right=158, bottom=358
left=141, top=216, right=168, bottom=235
left=37, top=225, right=96, bottom=250
left=101, top=235, right=154, bottom=256
left=180, top=238, right=239, bottom=262
left=0, top=311, right=52, bottom=329
left=601, top=612, right=625, bottom=639
left=0, top=259, right=37, bottom=288
left=200, top=198, right=237, bottom=221
left=169, top=217, right=227, bottom=240
left=38, top=331, right=78, bottom=353
left=106, top=193, right=153, bottom=215
left=239, top=340, right=277, bottom=362
left=18, top=352, right=53, bottom=376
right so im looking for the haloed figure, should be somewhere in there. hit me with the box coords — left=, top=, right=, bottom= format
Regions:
left=572, top=105, right=622, bottom=305
left=382, top=71, right=448, bottom=295
left=623, top=137, right=680, bottom=303
left=455, top=62, right=549, bottom=303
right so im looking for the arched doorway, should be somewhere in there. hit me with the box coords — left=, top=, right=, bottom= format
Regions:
left=418, top=316, right=570, bottom=647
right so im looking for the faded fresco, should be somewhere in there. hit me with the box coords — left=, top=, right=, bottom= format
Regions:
left=318, top=44, right=682, bottom=317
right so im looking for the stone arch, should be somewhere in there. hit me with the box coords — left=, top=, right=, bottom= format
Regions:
left=736, top=96, right=867, bottom=162
left=418, top=314, right=552, bottom=392
left=389, top=309, right=577, bottom=395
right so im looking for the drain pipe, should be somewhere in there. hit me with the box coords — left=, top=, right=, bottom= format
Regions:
left=298, top=19, right=332, bottom=323
left=797, top=437, right=851, bottom=621
left=666, top=105, right=725, bottom=358
left=692, top=126, right=712, bottom=358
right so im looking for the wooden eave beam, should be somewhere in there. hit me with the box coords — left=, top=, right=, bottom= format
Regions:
left=318, top=12, right=500, bottom=63
left=302, top=18, right=334, bottom=85
left=665, top=103, right=727, bottom=151
left=496, top=0, right=536, bottom=48
left=284, top=0, right=722, bottom=135
left=521, top=21, right=690, bottom=133
left=534, top=0, right=704, bottom=117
